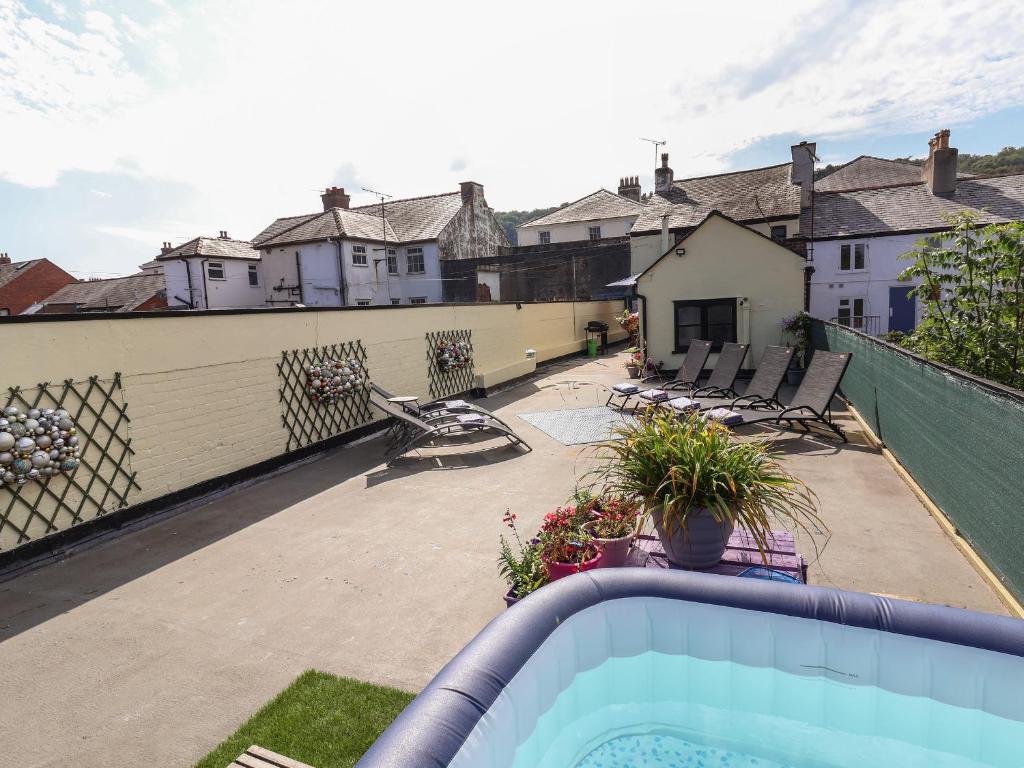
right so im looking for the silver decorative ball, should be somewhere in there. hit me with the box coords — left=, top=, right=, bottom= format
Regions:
left=0, top=432, right=14, bottom=452
left=15, top=436, right=36, bottom=454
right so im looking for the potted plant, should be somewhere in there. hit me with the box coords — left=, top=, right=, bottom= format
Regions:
left=616, top=309, right=640, bottom=346
left=624, top=347, right=643, bottom=378
left=497, top=511, right=548, bottom=607
left=584, top=496, right=642, bottom=568
left=538, top=505, right=603, bottom=580
left=594, top=411, right=823, bottom=569
left=781, top=311, right=812, bottom=385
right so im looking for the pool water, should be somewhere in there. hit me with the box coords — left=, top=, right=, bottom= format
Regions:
left=510, top=651, right=1024, bottom=768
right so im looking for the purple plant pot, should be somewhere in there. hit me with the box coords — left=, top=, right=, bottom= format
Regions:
left=503, top=588, right=521, bottom=608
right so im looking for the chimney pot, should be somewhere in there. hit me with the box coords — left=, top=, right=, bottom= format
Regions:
left=320, top=186, right=351, bottom=211
left=923, top=129, right=958, bottom=196
left=460, top=181, right=484, bottom=206
left=617, top=174, right=642, bottom=202
left=655, top=154, right=674, bottom=193
left=0, top=252, right=10, bottom=265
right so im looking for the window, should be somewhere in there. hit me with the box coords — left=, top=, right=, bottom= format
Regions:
left=539, top=231, right=551, bottom=245
left=390, top=298, right=401, bottom=305
left=407, top=247, right=425, bottom=274
left=206, top=261, right=225, bottom=280
left=0, top=309, right=9, bottom=316
left=837, top=297, right=866, bottom=328
left=839, top=243, right=866, bottom=270
left=356, top=299, right=371, bottom=306
left=386, top=248, right=398, bottom=275
left=247, top=264, right=259, bottom=286
left=352, top=245, right=368, bottom=266
left=770, top=224, right=787, bottom=240
left=673, top=299, right=737, bottom=352
left=410, top=297, right=427, bottom=304
left=588, top=226, right=602, bottom=241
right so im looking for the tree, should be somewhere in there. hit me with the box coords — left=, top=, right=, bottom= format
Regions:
left=492, top=206, right=563, bottom=245
left=899, top=212, right=1024, bottom=388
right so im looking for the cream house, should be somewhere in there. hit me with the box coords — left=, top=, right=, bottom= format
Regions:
left=635, top=211, right=805, bottom=372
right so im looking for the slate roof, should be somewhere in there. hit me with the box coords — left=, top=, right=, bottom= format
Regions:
left=253, top=192, right=464, bottom=248
left=0, top=259, right=42, bottom=289
left=804, top=173, right=1024, bottom=238
left=520, top=190, right=646, bottom=228
left=156, top=236, right=260, bottom=261
left=815, top=155, right=974, bottom=193
left=40, top=273, right=165, bottom=311
left=631, top=163, right=800, bottom=234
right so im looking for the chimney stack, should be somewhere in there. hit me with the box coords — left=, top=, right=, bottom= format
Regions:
left=618, top=175, right=641, bottom=202
left=654, top=153, right=674, bottom=194
left=320, top=186, right=351, bottom=211
left=0, top=253, right=10, bottom=265
left=922, top=129, right=958, bottom=196
left=460, top=181, right=484, bottom=206
left=160, top=242, right=174, bottom=255
left=219, top=230, right=229, bottom=239
left=790, top=140, right=817, bottom=208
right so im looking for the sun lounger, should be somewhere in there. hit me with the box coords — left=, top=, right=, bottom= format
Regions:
left=606, top=340, right=713, bottom=410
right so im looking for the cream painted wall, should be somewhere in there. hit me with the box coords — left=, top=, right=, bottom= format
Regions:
left=636, top=215, right=804, bottom=371
left=0, top=301, right=625, bottom=548
left=517, top=216, right=637, bottom=246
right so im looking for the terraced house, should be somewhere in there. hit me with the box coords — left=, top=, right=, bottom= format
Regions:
left=254, top=182, right=508, bottom=307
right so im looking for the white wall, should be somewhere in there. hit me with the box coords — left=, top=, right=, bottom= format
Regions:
left=808, top=233, right=925, bottom=334
left=163, top=257, right=265, bottom=309
left=517, top=215, right=636, bottom=246
left=261, top=240, right=443, bottom=307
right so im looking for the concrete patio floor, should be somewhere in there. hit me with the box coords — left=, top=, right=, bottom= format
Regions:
left=0, top=352, right=1007, bottom=767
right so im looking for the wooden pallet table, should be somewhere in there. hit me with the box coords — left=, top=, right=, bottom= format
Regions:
left=628, top=529, right=808, bottom=583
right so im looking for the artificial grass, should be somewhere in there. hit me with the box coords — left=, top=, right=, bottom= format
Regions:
left=194, top=670, right=415, bottom=768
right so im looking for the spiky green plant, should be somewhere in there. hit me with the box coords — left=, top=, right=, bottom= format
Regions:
left=590, top=411, right=825, bottom=560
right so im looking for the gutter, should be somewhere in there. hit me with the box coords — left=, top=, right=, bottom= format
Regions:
left=331, top=237, right=347, bottom=307
left=180, top=257, right=196, bottom=309
left=294, top=251, right=305, bottom=304
left=199, top=258, right=210, bottom=310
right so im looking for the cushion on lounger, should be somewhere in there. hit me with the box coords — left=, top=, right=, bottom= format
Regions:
left=612, top=383, right=641, bottom=394
left=443, top=399, right=469, bottom=408
left=638, top=389, right=669, bottom=402
left=704, top=408, right=743, bottom=426
left=455, top=413, right=487, bottom=424
left=668, top=397, right=699, bottom=413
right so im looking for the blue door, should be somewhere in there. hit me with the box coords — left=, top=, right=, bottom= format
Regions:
left=889, top=286, right=916, bottom=333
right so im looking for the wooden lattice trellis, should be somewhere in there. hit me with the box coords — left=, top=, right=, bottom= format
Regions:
left=278, top=340, right=373, bottom=452
left=0, top=374, right=139, bottom=551
left=427, top=329, right=475, bottom=399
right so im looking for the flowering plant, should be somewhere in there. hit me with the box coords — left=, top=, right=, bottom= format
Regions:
left=781, top=311, right=812, bottom=365
left=588, top=496, right=643, bottom=540
left=437, top=340, right=473, bottom=371
left=498, top=511, right=548, bottom=598
left=538, top=505, right=598, bottom=565
left=616, top=309, right=640, bottom=335
left=305, top=359, right=366, bottom=404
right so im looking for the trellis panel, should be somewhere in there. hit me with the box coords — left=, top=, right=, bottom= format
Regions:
left=0, top=374, right=139, bottom=551
left=278, top=340, right=373, bottom=452
left=426, top=329, right=475, bottom=399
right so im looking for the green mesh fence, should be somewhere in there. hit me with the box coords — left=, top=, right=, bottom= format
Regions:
left=811, top=320, right=1024, bottom=602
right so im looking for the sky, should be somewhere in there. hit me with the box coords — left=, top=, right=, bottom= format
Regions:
left=2, top=0, right=1024, bottom=278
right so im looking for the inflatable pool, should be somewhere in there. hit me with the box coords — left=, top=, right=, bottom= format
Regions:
left=356, top=569, right=1024, bottom=767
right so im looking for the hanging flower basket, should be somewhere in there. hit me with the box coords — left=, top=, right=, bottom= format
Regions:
left=436, top=340, right=473, bottom=372
left=305, top=359, right=366, bottom=404
left=0, top=406, right=82, bottom=487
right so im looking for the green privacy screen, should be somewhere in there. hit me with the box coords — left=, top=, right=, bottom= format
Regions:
left=811, top=320, right=1024, bottom=602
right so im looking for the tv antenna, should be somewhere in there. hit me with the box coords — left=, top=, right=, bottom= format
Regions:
left=640, top=137, right=667, bottom=170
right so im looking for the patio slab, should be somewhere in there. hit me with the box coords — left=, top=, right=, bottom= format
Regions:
left=0, top=351, right=1008, bottom=767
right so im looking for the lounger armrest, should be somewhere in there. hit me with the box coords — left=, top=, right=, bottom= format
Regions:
left=775, top=405, right=819, bottom=422
left=694, top=386, right=735, bottom=398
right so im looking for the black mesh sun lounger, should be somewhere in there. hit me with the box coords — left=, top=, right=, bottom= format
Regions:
left=370, top=392, right=531, bottom=466
left=678, top=345, right=795, bottom=412
left=605, top=340, right=713, bottom=410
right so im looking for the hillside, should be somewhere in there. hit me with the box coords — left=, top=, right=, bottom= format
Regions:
left=815, top=146, right=1024, bottom=180
left=493, top=206, right=562, bottom=245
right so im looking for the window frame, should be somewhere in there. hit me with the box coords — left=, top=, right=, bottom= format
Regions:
left=351, top=244, right=368, bottom=266
left=386, top=247, right=399, bottom=275
left=355, top=299, right=372, bottom=306
left=406, top=247, right=425, bottom=274
left=770, top=224, right=787, bottom=240
left=206, top=261, right=226, bottom=280
left=587, top=225, right=602, bottom=241
left=839, top=242, right=867, bottom=271
left=247, top=264, right=260, bottom=287
left=538, top=231, right=551, bottom=245
left=410, top=296, right=427, bottom=305
left=390, top=298, right=401, bottom=305
left=672, top=298, right=737, bottom=353
left=837, top=297, right=867, bottom=329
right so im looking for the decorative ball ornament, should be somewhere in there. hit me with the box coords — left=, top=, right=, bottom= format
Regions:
left=0, top=407, right=82, bottom=487
left=304, top=359, right=366, bottom=405
left=436, top=340, right=473, bottom=372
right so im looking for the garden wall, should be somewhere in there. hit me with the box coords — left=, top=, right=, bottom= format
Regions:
left=0, top=301, right=625, bottom=553
left=811, top=319, right=1024, bottom=602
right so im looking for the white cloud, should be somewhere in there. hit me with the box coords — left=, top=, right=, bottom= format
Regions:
left=2, top=0, right=1024, bottom=271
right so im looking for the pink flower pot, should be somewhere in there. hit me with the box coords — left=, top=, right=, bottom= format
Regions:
left=543, top=551, right=604, bottom=581
left=587, top=531, right=634, bottom=569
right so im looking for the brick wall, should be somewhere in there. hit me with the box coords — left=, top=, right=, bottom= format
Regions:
left=0, top=260, right=76, bottom=315
left=0, top=301, right=626, bottom=551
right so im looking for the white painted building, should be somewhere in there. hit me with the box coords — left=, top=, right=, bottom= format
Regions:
left=254, top=183, right=507, bottom=307
left=516, top=187, right=646, bottom=246
left=805, top=132, right=1024, bottom=335
left=156, top=234, right=264, bottom=310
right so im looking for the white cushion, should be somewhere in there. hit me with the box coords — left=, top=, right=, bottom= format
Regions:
left=704, top=408, right=743, bottom=426
left=443, top=399, right=469, bottom=408
left=638, top=389, right=669, bottom=402
left=668, top=397, right=699, bottom=413
left=456, top=413, right=487, bottom=424
left=612, top=383, right=640, bottom=394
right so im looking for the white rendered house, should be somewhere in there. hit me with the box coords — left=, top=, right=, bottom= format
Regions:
left=156, top=233, right=264, bottom=310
